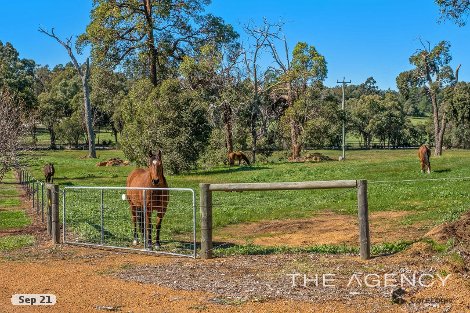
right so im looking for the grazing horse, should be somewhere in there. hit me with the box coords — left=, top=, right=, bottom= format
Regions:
left=228, top=151, right=250, bottom=166
left=126, top=151, right=169, bottom=249
left=418, top=144, right=431, bottom=174
left=44, top=163, right=55, bottom=183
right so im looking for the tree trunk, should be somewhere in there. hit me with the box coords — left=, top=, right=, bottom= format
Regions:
left=48, top=126, right=56, bottom=150
left=290, top=118, right=301, bottom=159
left=222, top=102, right=233, bottom=154
left=429, top=88, right=443, bottom=156
left=82, top=59, right=97, bottom=158
left=250, top=101, right=258, bottom=164
left=31, top=121, right=37, bottom=146
left=436, top=112, right=447, bottom=155
left=38, top=29, right=97, bottom=158
left=112, top=125, right=118, bottom=144
left=144, top=0, right=158, bottom=86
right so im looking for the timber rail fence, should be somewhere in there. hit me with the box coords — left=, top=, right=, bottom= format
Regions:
left=200, top=180, right=371, bottom=260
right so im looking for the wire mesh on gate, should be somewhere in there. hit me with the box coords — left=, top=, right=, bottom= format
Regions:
left=62, top=187, right=196, bottom=258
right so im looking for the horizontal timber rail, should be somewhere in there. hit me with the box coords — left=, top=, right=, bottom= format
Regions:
left=208, top=180, right=358, bottom=192
left=200, top=180, right=370, bottom=260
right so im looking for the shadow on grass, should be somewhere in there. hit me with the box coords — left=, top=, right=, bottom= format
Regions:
left=88, top=223, right=118, bottom=241
left=58, top=181, right=75, bottom=186
left=433, top=169, right=451, bottom=173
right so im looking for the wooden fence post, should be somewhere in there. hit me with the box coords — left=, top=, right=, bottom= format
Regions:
left=51, top=184, right=60, bottom=244
left=357, top=180, right=371, bottom=260
left=46, top=186, right=52, bottom=236
left=41, top=183, right=45, bottom=223
left=200, top=183, right=213, bottom=259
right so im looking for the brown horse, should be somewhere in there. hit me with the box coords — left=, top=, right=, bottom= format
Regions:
left=44, top=163, right=55, bottom=183
left=228, top=151, right=250, bottom=166
left=418, top=144, right=431, bottom=174
left=126, top=150, right=169, bottom=249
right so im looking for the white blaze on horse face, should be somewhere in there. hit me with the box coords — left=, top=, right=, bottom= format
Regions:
left=152, top=160, right=157, bottom=165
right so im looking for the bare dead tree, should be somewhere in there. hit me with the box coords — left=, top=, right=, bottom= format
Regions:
left=242, top=19, right=278, bottom=163
left=0, top=88, right=25, bottom=181
left=39, top=28, right=97, bottom=158
left=259, top=22, right=305, bottom=159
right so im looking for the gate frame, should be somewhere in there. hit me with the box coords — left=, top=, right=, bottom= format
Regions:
left=200, top=180, right=370, bottom=260
left=62, top=186, right=197, bottom=258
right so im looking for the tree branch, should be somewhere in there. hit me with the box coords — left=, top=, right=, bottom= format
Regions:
left=38, top=27, right=83, bottom=78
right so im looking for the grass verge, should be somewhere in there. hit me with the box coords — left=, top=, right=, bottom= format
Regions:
left=0, top=211, right=30, bottom=230
left=0, top=235, right=35, bottom=252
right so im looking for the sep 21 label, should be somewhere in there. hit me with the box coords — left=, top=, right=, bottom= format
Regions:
left=11, top=294, right=56, bottom=305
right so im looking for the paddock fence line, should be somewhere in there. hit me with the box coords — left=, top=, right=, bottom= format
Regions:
left=62, top=186, right=197, bottom=258
left=200, top=180, right=370, bottom=260
left=16, top=168, right=60, bottom=244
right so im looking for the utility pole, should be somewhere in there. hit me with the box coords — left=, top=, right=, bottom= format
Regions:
left=337, top=77, right=351, bottom=161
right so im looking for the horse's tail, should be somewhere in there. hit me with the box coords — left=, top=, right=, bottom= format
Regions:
left=423, top=149, right=429, bottom=163
left=420, top=145, right=430, bottom=163
left=241, top=152, right=250, bottom=165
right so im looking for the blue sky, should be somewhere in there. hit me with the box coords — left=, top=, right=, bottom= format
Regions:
left=0, top=1, right=468, bottom=90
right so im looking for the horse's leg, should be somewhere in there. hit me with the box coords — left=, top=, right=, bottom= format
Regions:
left=427, top=162, right=431, bottom=174
left=146, top=210, right=153, bottom=249
left=131, top=207, right=139, bottom=245
left=155, top=215, right=163, bottom=249
left=137, top=208, right=145, bottom=244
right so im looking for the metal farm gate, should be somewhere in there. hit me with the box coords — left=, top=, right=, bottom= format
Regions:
left=62, top=186, right=196, bottom=258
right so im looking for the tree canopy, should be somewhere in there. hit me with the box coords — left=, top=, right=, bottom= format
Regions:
left=79, top=0, right=238, bottom=85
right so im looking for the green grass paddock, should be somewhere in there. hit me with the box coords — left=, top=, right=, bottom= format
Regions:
left=18, top=148, right=470, bottom=255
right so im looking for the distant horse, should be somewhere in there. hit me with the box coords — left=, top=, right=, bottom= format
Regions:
left=126, top=150, right=169, bottom=249
left=418, top=144, right=431, bottom=174
left=44, top=163, right=55, bottom=183
left=228, top=151, right=250, bottom=166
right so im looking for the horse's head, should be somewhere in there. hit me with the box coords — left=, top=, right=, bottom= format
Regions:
left=148, top=150, right=164, bottom=186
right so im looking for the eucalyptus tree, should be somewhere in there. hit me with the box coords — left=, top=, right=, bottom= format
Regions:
left=40, top=28, right=97, bottom=158
left=448, top=82, right=470, bottom=123
left=295, top=87, right=342, bottom=150
left=398, top=40, right=460, bottom=155
left=0, top=41, right=37, bottom=142
left=179, top=40, right=242, bottom=158
left=241, top=19, right=275, bottom=163
left=0, top=41, right=36, bottom=109
left=348, top=94, right=383, bottom=149
left=446, top=82, right=470, bottom=147
left=37, top=64, right=80, bottom=149
left=90, top=67, right=129, bottom=143
left=120, top=79, right=211, bottom=173
left=435, top=0, right=469, bottom=26
left=79, top=0, right=237, bottom=86
left=266, top=37, right=327, bottom=158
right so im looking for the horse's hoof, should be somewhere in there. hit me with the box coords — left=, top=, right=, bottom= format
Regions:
left=132, top=239, right=138, bottom=246
left=155, top=243, right=161, bottom=250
